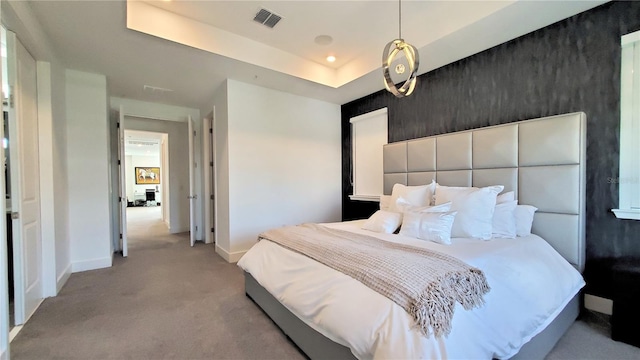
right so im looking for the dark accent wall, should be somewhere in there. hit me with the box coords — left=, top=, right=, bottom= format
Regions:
left=341, top=1, right=640, bottom=297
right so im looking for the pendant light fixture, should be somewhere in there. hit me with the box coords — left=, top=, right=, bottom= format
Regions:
left=382, top=0, right=419, bottom=98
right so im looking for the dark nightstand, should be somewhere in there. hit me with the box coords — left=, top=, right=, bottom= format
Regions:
left=611, top=257, right=640, bottom=348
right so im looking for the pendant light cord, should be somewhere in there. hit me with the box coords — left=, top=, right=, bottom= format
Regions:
left=398, top=0, right=402, bottom=39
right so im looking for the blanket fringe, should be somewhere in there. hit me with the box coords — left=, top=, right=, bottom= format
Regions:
left=410, top=269, right=490, bottom=337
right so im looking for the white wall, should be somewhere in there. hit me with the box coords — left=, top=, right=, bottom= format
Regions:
left=66, top=69, right=112, bottom=272
left=111, top=97, right=200, bottom=123
left=125, top=154, right=162, bottom=204
left=215, top=80, right=342, bottom=261
left=124, top=117, right=190, bottom=233
left=213, top=81, right=230, bottom=255
left=50, top=59, right=70, bottom=290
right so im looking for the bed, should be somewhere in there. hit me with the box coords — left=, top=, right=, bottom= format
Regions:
left=238, top=112, right=587, bottom=359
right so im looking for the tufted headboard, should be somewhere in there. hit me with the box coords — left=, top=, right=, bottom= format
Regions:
left=383, top=112, right=586, bottom=272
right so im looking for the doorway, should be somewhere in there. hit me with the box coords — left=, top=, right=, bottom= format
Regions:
left=123, top=130, right=170, bottom=249
left=113, top=112, right=198, bottom=257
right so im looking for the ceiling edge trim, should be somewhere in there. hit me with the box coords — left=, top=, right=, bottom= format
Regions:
left=126, top=1, right=345, bottom=88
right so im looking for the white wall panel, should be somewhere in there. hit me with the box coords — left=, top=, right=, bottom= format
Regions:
left=66, top=70, right=112, bottom=272
left=225, top=80, right=341, bottom=257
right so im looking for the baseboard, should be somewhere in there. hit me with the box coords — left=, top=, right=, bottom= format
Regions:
left=9, top=325, right=23, bottom=342
left=584, top=294, right=613, bottom=315
left=56, top=262, right=72, bottom=294
left=71, top=256, right=112, bottom=273
left=215, top=244, right=246, bottom=263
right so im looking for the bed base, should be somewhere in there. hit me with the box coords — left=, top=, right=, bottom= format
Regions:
left=245, top=271, right=355, bottom=359
left=245, top=271, right=580, bottom=360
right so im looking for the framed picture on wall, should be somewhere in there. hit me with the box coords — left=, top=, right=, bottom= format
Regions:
left=135, top=167, right=160, bottom=184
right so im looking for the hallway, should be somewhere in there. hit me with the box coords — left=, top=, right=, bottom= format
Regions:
left=126, top=206, right=185, bottom=251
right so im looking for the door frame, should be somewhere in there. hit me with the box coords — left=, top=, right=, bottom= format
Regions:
left=188, top=116, right=196, bottom=247
left=120, top=128, right=169, bottom=251
left=0, top=7, right=9, bottom=357
left=161, top=134, right=170, bottom=228
left=113, top=109, right=198, bottom=249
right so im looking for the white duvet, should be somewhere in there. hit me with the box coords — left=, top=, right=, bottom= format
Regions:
left=237, top=220, right=585, bottom=360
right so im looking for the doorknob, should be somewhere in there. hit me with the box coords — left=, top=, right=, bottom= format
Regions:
left=188, top=195, right=198, bottom=199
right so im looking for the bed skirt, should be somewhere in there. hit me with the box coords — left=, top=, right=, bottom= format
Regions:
left=244, top=271, right=580, bottom=360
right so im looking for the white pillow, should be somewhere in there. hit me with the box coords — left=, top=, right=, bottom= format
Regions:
left=496, top=191, right=515, bottom=204
left=435, top=184, right=504, bottom=240
left=388, top=181, right=436, bottom=213
left=379, top=195, right=392, bottom=211
left=396, top=197, right=451, bottom=213
left=362, top=210, right=403, bottom=234
left=399, top=211, right=457, bottom=245
left=492, top=200, right=517, bottom=238
left=514, top=205, right=538, bottom=237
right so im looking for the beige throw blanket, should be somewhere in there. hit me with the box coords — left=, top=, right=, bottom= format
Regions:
left=259, top=224, right=490, bottom=338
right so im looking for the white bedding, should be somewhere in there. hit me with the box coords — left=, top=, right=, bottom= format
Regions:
left=237, top=220, right=585, bottom=360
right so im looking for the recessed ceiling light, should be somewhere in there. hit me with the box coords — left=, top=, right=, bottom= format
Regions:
left=326, top=55, right=336, bottom=63
left=315, top=35, right=333, bottom=46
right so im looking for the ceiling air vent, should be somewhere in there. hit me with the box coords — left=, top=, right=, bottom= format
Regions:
left=143, top=85, right=173, bottom=94
left=128, top=140, right=158, bottom=146
left=253, top=8, right=282, bottom=29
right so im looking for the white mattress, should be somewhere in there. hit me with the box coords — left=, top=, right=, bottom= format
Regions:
left=237, top=220, right=585, bottom=360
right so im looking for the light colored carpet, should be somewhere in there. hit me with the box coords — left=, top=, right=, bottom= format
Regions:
left=546, top=311, right=640, bottom=360
left=10, top=208, right=304, bottom=360
left=126, top=206, right=176, bottom=249
left=8, top=209, right=640, bottom=359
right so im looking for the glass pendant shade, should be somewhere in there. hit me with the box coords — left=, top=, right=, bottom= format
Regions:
left=382, top=0, right=419, bottom=98
left=382, top=39, right=419, bottom=97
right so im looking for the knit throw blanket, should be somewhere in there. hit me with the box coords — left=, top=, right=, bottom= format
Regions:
left=259, top=224, right=490, bottom=338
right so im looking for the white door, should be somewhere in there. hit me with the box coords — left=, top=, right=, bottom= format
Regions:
left=202, top=115, right=214, bottom=244
left=0, top=21, right=10, bottom=360
left=7, top=31, right=43, bottom=324
left=188, top=116, right=196, bottom=246
left=118, top=107, right=128, bottom=257
left=209, top=117, right=215, bottom=245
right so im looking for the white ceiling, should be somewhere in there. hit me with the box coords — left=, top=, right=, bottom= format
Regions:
left=125, top=130, right=162, bottom=156
left=25, top=0, right=607, bottom=114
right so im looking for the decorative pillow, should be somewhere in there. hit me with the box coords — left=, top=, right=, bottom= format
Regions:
left=396, top=197, right=452, bottom=214
left=379, top=195, right=392, bottom=211
left=362, top=210, right=403, bottom=234
left=496, top=191, right=515, bottom=204
left=435, top=184, right=504, bottom=240
left=492, top=200, right=517, bottom=238
left=399, top=211, right=458, bottom=245
left=514, top=205, right=538, bottom=237
left=388, top=181, right=436, bottom=213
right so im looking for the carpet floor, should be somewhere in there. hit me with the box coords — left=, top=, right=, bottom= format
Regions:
left=9, top=208, right=640, bottom=359
left=10, top=207, right=303, bottom=359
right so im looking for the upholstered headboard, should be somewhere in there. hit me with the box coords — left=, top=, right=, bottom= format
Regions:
left=383, top=112, right=586, bottom=272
